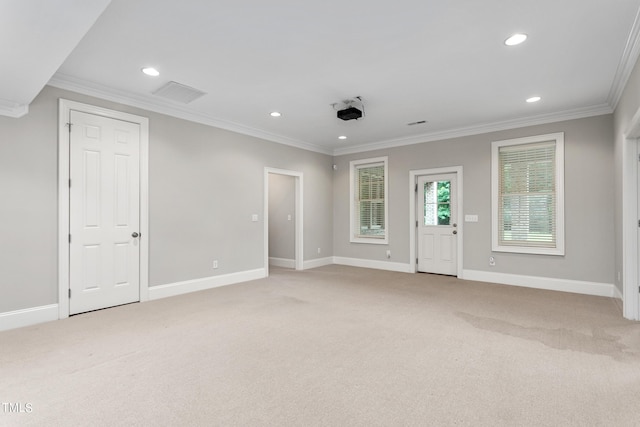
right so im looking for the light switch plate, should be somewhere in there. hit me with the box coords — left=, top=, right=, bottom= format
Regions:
left=252, top=214, right=258, bottom=222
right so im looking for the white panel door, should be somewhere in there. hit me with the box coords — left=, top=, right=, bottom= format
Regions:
left=417, top=173, right=457, bottom=275
left=69, top=110, right=140, bottom=315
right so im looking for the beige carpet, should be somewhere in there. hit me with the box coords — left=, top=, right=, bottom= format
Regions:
left=1, top=265, right=639, bottom=426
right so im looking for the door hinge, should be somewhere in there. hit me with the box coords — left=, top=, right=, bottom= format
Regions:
left=66, top=122, right=73, bottom=132
left=69, top=234, right=71, bottom=243
left=68, top=289, right=71, bottom=298
left=415, top=183, right=418, bottom=193
left=416, top=220, right=418, bottom=228
left=68, top=179, right=71, bottom=188
left=416, top=258, right=418, bottom=264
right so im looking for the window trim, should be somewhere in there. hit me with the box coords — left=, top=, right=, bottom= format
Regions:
left=491, top=132, right=565, bottom=255
left=350, top=156, right=389, bottom=244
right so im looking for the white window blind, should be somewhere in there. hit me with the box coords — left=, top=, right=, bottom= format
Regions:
left=498, top=141, right=556, bottom=247
left=350, top=157, right=388, bottom=244
left=356, top=163, right=385, bottom=237
left=492, top=133, right=564, bottom=255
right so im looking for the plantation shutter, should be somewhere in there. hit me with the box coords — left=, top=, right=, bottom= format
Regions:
left=356, top=163, right=385, bottom=238
left=498, top=141, right=556, bottom=248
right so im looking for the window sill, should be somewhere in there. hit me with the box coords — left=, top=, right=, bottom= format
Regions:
left=351, top=236, right=389, bottom=245
left=492, top=245, right=564, bottom=256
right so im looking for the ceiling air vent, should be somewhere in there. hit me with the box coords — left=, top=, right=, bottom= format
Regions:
left=152, top=81, right=206, bottom=104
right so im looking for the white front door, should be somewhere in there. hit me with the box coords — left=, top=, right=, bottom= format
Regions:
left=417, top=173, right=457, bottom=275
left=69, top=110, right=141, bottom=315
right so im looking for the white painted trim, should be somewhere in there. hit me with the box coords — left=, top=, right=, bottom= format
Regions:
left=349, top=157, right=389, bottom=244
left=48, top=74, right=616, bottom=159
left=0, top=99, right=28, bottom=118
left=409, top=166, right=463, bottom=277
left=462, top=270, right=616, bottom=298
left=264, top=168, right=304, bottom=276
left=333, top=104, right=612, bottom=156
left=333, top=257, right=412, bottom=273
left=614, top=285, right=623, bottom=301
left=58, top=99, right=150, bottom=319
left=303, top=257, right=334, bottom=270
left=269, top=257, right=296, bottom=269
left=622, top=129, right=640, bottom=320
left=608, top=6, right=640, bottom=109
left=0, top=304, right=59, bottom=332
left=491, top=133, right=565, bottom=256
left=48, top=75, right=332, bottom=155
left=148, top=269, right=266, bottom=300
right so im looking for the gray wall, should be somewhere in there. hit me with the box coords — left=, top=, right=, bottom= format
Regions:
left=613, top=56, right=640, bottom=295
left=0, top=85, right=334, bottom=313
left=268, top=173, right=295, bottom=261
left=333, top=115, right=615, bottom=284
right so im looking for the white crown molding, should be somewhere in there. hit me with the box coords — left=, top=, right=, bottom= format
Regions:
left=48, top=73, right=616, bottom=159
left=607, top=5, right=640, bottom=109
left=333, top=103, right=613, bottom=156
left=0, top=98, right=28, bottom=118
left=47, top=73, right=333, bottom=155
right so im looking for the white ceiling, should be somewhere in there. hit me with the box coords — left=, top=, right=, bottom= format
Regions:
left=5, top=0, right=640, bottom=155
left=0, top=0, right=111, bottom=116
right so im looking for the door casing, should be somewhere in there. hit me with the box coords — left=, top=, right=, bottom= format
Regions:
left=58, top=99, right=149, bottom=319
left=409, top=166, right=463, bottom=276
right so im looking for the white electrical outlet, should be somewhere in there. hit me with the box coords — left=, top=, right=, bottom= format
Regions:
left=287, top=214, right=292, bottom=221
left=489, top=256, right=495, bottom=266
left=213, top=260, right=218, bottom=269
left=317, top=247, right=321, bottom=254
left=386, top=250, right=391, bottom=259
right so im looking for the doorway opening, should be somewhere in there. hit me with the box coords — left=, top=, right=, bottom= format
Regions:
left=264, top=168, right=303, bottom=275
left=409, top=166, right=463, bottom=277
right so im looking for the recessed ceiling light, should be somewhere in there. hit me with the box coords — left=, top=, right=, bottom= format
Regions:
left=526, top=96, right=541, bottom=103
left=338, top=135, right=347, bottom=140
left=141, top=67, right=160, bottom=77
left=270, top=111, right=282, bottom=117
left=505, top=33, right=528, bottom=46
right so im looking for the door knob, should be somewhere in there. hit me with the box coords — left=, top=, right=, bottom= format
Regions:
left=452, top=230, right=457, bottom=235
left=453, top=223, right=457, bottom=227
left=132, top=232, right=140, bottom=238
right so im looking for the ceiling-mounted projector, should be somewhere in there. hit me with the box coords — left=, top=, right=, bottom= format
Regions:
left=333, top=96, right=365, bottom=121
left=337, top=106, right=363, bottom=121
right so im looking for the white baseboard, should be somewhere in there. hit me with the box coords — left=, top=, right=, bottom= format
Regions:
left=149, top=268, right=266, bottom=300
left=613, top=285, right=623, bottom=300
left=269, top=257, right=295, bottom=269
left=462, top=269, right=616, bottom=298
left=303, top=257, right=334, bottom=270
left=333, top=257, right=413, bottom=273
left=0, top=304, right=59, bottom=332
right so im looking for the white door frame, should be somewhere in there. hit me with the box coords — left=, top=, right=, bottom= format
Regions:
left=623, top=108, right=640, bottom=321
left=58, top=99, right=149, bottom=319
left=409, top=166, right=463, bottom=276
left=264, top=168, right=303, bottom=275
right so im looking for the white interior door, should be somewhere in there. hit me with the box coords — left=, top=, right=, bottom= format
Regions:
left=69, top=110, right=141, bottom=315
left=417, top=173, right=457, bottom=275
